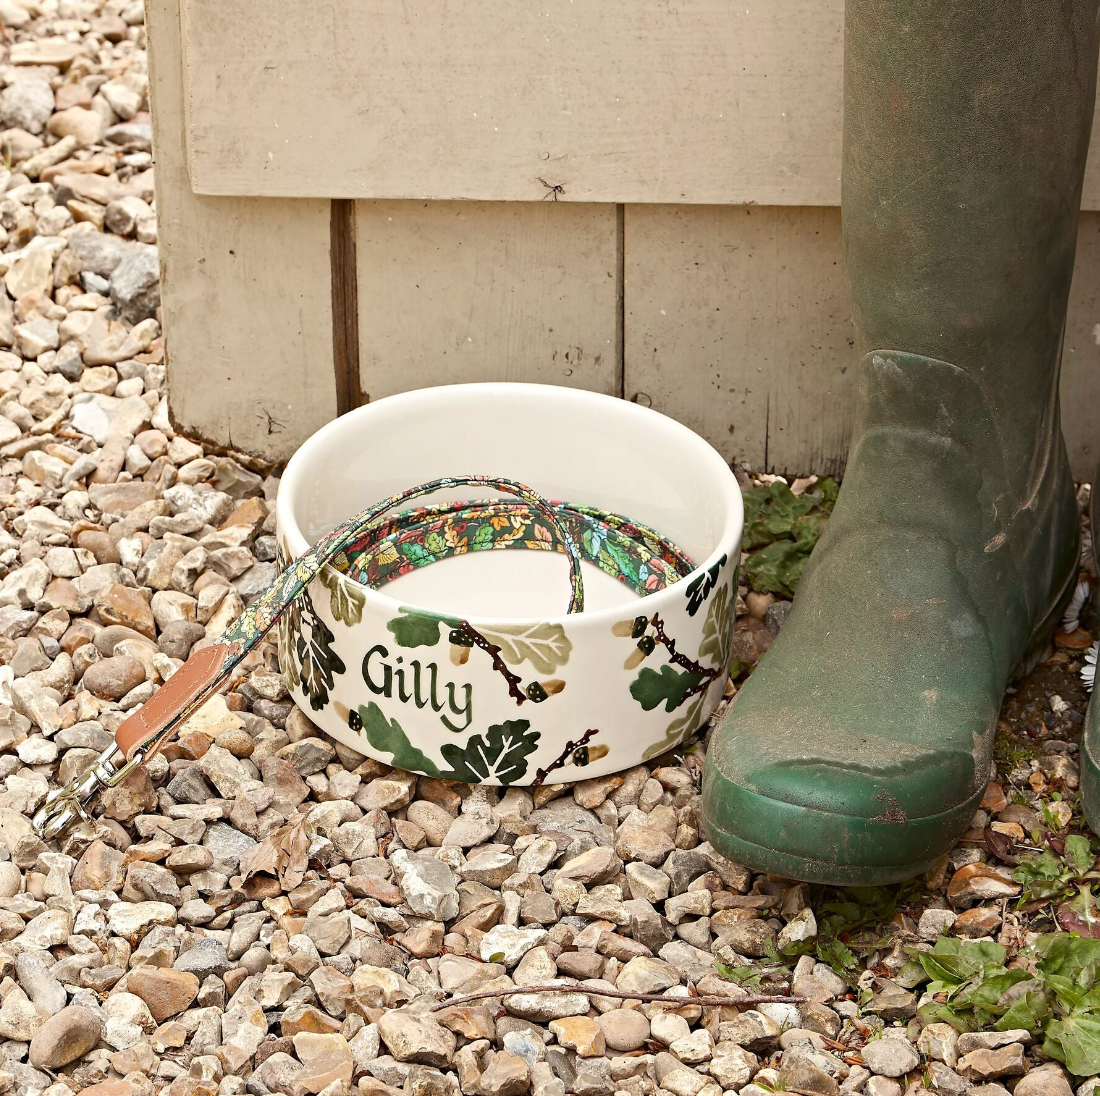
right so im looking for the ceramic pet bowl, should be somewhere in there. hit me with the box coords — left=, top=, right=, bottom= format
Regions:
left=275, top=383, right=743, bottom=785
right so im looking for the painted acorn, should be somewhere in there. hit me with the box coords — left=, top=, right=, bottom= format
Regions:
left=526, top=679, right=565, bottom=702
left=572, top=742, right=609, bottom=766
left=348, top=707, right=362, bottom=732
left=612, top=615, right=650, bottom=638
left=623, top=634, right=656, bottom=670
left=448, top=627, right=474, bottom=666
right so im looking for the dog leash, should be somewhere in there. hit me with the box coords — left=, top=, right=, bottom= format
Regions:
left=34, top=476, right=694, bottom=840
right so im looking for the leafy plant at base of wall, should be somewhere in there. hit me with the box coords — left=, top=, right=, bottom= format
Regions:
left=1010, top=833, right=1100, bottom=928
left=714, top=886, right=898, bottom=992
left=775, top=886, right=897, bottom=977
left=741, top=479, right=838, bottom=597
left=353, top=701, right=541, bottom=784
left=900, top=934, right=1100, bottom=1076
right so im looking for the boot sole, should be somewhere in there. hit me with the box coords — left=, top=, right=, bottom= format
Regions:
left=702, top=784, right=983, bottom=886
left=702, top=546, right=1082, bottom=887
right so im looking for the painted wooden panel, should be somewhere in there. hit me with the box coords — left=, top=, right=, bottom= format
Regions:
left=624, top=205, right=855, bottom=477
left=354, top=201, right=621, bottom=401
left=624, top=205, right=1100, bottom=481
left=181, top=0, right=842, bottom=205
left=148, top=0, right=336, bottom=461
left=179, top=0, right=1100, bottom=211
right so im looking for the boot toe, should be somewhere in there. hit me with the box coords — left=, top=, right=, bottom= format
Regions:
left=702, top=713, right=985, bottom=885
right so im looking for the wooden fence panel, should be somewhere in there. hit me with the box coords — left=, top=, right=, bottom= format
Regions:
left=624, top=206, right=855, bottom=477
left=148, top=0, right=336, bottom=461
left=355, top=201, right=622, bottom=402
left=625, top=205, right=1100, bottom=480
left=179, top=0, right=1100, bottom=211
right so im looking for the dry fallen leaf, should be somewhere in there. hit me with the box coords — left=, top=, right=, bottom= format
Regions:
left=239, top=813, right=312, bottom=892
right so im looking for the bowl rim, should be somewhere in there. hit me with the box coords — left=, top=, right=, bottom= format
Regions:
left=276, top=382, right=744, bottom=627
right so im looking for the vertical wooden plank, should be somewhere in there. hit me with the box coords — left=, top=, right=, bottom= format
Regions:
left=624, top=205, right=854, bottom=476
left=1064, top=210, right=1100, bottom=482
left=626, top=205, right=1099, bottom=481
left=354, top=201, right=621, bottom=401
left=330, top=200, right=362, bottom=415
left=148, top=0, right=337, bottom=461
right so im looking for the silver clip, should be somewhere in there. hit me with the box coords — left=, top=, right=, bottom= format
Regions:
left=32, top=743, right=144, bottom=841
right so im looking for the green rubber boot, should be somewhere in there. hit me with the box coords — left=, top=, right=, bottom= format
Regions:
left=701, top=0, right=1098, bottom=885
left=1081, top=486, right=1100, bottom=827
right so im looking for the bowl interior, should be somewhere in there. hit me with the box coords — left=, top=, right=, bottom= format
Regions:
left=280, top=384, right=741, bottom=619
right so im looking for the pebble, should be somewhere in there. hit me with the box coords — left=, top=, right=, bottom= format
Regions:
left=862, top=1036, right=920, bottom=1078
left=597, top=1009, right=650, bottom=1051
left=28, top=1005, right=103, bottom=1069
left=377, top=1010, right=456, bottom=1066
left=957, top=1045, right=1030, bottom=1081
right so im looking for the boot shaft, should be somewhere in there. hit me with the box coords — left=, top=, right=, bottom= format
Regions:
left=843, top=0, right=1100, bottom=469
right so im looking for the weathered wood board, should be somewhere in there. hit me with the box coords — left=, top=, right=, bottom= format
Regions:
left=354, top=200, right=621, bottom=401
left=1063, top=212, right=1100, bottom=481
left=179, top=0, right=1100, bottom=210
left=147, top=0, right=336, bottom=461
left=625, top=205, right=1100, bottom=481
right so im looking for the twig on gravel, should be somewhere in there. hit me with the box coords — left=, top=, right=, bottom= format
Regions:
left=431, top=984, right=804, bottom=1012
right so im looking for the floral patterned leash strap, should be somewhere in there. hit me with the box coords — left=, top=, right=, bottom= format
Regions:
left=32, top=475, right=588, bottom=840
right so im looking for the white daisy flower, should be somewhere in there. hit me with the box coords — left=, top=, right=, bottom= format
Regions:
left=1063, top=579, right=1091, bottom=632
left=1084, top=642, right=1098, bottom=693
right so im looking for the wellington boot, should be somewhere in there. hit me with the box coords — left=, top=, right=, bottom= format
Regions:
left=701, top=0, right=1098, bottom=885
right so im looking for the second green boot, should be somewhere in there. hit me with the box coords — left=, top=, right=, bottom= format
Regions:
left=701, top=0, right=1097, bottom=884
left=1079, top=486, right=1099, bottom=829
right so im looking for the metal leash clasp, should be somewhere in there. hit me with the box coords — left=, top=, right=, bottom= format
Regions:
left=32, top=743, right=144, bottom=841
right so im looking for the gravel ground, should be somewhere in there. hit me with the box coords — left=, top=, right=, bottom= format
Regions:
left=0, top=5, right=1097, bottom=1096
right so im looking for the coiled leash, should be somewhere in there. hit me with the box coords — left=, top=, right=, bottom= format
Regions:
left=34, top=476, right=695, bottom=840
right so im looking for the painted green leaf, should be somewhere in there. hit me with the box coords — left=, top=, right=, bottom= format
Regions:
left=425, top=531, right=446, bottom=556
left=357, top=701, right=441, bottom=777
left=631, top=664, right=702, bottom=712
left=642, top=691, right=705, bottom=761
left=387, top=607, right=448, bottom=648
left=605, top=540, right=638, bottom=585
left=296, top=599, right=346, bottom=711
left=699, top=581, right=734, bottom=666
left=278, top=599, right=301, bottom=692
left=320, top=566, right=366, bottom=626
left=479, top=622, right=572, bottom=674
left=439, top=719, right=540, bottom=784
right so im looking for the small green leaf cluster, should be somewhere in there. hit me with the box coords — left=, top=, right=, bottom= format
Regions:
left=1011, top=833, right=1100, bottom=930
left=740, top=478, right=837, bottom=597
left=903, top=934, right=1100, bottom=1075
left=780, top=886, right=897, bottom=975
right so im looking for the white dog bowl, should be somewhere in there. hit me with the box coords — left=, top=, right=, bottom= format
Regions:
left=275, top=383, right=742, bottom=785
